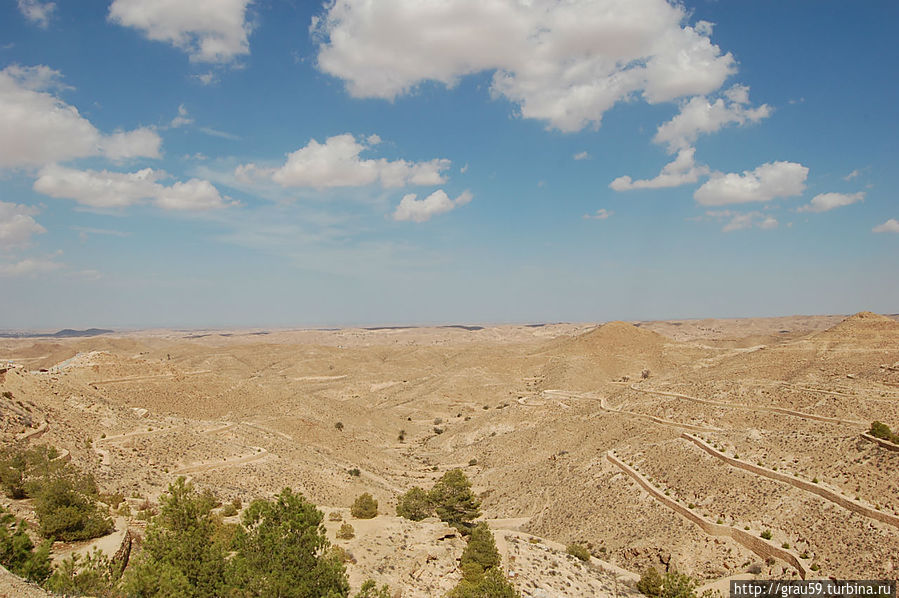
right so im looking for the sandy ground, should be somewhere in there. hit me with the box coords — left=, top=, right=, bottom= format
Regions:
left=1, top=312, right=897, bottom=594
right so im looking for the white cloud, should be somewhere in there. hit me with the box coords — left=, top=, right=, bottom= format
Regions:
left=108, top=0, right=254, bottom=63
left=0, top=256, right=62, bottom=277
left=583, top=208, right=612, bottom=220
left=573, top=151, right=590, bottom=161
left=797, top=191, right=864, bottom=213
left=654, top=85, right=770, bottom=152
left=693, top=161, right=808, bottom=206
left=170, top=104, right=194, bottom=128
left=707, top=210, right=778, bottom=232
left=313, top=0, right=735, bottom=132
left=0, top=65, right=161, bottom=169
left=17, top=0, right=55, bottom=28
left=33, top=165, right=229, bottom=211
left=239, top=134, right=450, bottom=190
left=873, top=219, right=899, bottom=234
left=611, top=85, right=767, bottom=191
left=843, top=169, right=861, bottom=181
left=610, top=148, right=709, bottom=190
left=393, top=189, right=472, bottom=223
left=100, top=128, right=162, bottom=161
left=0, top=201, right=45, bottom=249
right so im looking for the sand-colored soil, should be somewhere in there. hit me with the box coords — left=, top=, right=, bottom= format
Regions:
left=1, top=313, right=897, bottom=594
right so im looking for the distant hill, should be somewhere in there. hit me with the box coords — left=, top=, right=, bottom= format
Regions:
left=0, top=328, right=113, bottom=339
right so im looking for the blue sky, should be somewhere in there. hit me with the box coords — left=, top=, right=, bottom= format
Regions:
left=1, top=0, right=896, bottom=329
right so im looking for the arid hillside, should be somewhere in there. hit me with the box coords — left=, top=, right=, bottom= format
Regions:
left=1, top=313, right=897, bottom=596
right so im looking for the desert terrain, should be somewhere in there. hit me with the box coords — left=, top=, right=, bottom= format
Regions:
left=1, top=312, right=898, bottom=596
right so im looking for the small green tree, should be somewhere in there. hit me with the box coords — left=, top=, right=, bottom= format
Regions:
left=396, top=486, right=432, bottom=521
left=460, top=523, right=501, bottom=578
left=429, top=469, right=480, bottom=532
left=121, top=477, right=228, bottom=598
left=637, top=568, right=700, bottom=598
left=44, top=548, right=117, bottom=597
left=351, top=493, right=378, bottom=519
left=0, top=507, right=52, bottom=583
left=228, top=487, right=349, bottom=598
left=447, top=568, right=520, bottom=598
left=354, top=579, right=392, bottom=598
left=33, top=476, right=114, bottom=541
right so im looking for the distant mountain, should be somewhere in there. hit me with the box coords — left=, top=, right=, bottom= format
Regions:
left=0, top=328, right=113, bottom=339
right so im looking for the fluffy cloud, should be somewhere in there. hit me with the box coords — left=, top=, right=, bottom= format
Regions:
left=393, top=189, right=472, bottom=223
left=0, top=202, right=45, bottom=249
left=583, top=208, right=612, bottom=220
left=873, top=219, right=899, bottom=234
left=33, top=165, right=229, bottom=211
left=654, top=85, right=770, bottom=152
left=797, top=191, right=864, bottom=213
left=17, top=0, right=55, bottom=28
left=0, top=257, right=62, bottom=277
left=611, top=85, right=767, bottom=191
left=693, top=161, right=808, bottom=206
left=0, top=65, right=161, bottom=169
left=238, top=134, right=450, bottom=189
left=610, top=147, right=709, bottom=190
left=573, top=151, right=590, bottom=161
left=108, top=0, right=253, bottom=63
left=170, top=104, right=194, bottom=128
left=313, top=0, right=735, bottom=132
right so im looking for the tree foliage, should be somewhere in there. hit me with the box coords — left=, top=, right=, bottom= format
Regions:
left=429, top=469, right=481, bottom=532
left=0, top=507, right=52, bottom=583
left=44, top=548, right=118, bottom=597
left=459, top=523, right=501, bottom=578
left=395, top=486, right=432, bottom=521
left=228, top=487, right=349, bottom=598
left=350, top=493, right=378, bottom=519
left=122, top=477, right=228, bottom=598
left=447, top=568, right=520, bottom=598
left=637, top=568, right=700, bottom=598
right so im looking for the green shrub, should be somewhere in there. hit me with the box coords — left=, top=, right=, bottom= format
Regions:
left=566, top=542, right=591, bottom=562
left=869, top=421, right=899, bottom=443
left=337, top=523, right=355, bottom=540
left=761, top=530, right=772, bottom=540
left=33, top=476, right=114, bottom=541
left=460, top=523, right=501, bottom=578
left=447, top=567, right=520, bottom=598
left=121, top=477, right=228, bottom=598
left=396, top=486, right=432, bottom=521
left=335, top=422, right=344, bottom=431
left=221, top=503, right=238, bottom=517
left=350, top=493, right=378, bottom=519
left=468, top=459, right=478, bottom=466
left=354, top=579, right=392, bottom=598
left=228, top=487, right=349, bottom=598
left=0, top=507, right=52, bottom=583
left=397, top=429, right=405, bottom=442
left=45, top=548, right=117, bottom=597
left=637, top=568, right=700, bottom=598
left=329, top=511, right=343, bottom=522
left=429, top=469, right=481, bottom=532
left=348, top=468, right=361, bottom=477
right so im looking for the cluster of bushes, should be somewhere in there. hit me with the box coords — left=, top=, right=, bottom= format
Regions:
left=637, top=568, right=719, bottom=598
left=0, top=444, right=113, bottom=542
left=869, top=421, right=899, bottom=443
left=447, top=522, right=519, bottom=598
left=396, top=469, right=481, bottom=532
left=0, top=506, right=52, bottom=583
left=40, top=477, right=391, bottom=598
